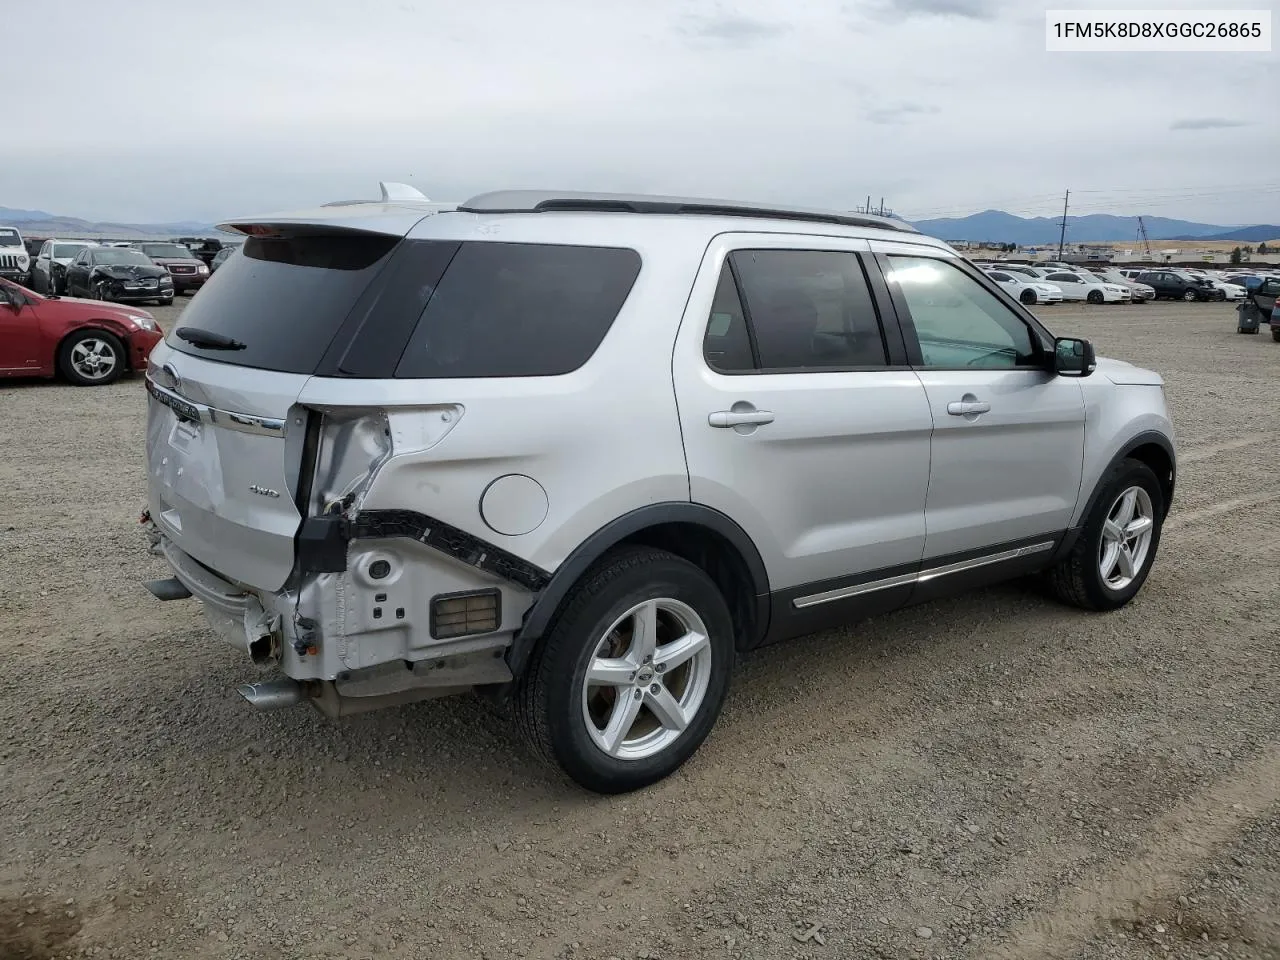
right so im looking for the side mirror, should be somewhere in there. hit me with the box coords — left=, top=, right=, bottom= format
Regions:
left=1054, top=337, right=1095, bottom=377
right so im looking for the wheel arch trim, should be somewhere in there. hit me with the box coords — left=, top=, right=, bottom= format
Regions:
left=1055, top=429, right=1176, bottom=561
left=507, top=502, right=771, bottom=678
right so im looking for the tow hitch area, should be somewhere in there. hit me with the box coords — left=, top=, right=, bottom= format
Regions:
left=144, top=577, right=192, bottom=601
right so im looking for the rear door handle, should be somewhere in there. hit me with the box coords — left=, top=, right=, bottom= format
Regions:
left=947, top=399, right=991, bottom=416
left=709, top=409, right=775, bottom=428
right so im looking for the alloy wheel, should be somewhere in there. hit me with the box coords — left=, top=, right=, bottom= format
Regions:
left=1099, top=485, right=1155, bottom=591
left=580, top=598, right=713, bottom=761
left=69, top=337, right=118, bottom=382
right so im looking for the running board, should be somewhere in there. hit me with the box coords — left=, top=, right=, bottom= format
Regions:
left=144, top=577, right=193, bottom=601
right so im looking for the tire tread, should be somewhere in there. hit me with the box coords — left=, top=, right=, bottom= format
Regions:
left=1048, top=457, right=1162, bottom=611
left=513, top=545, right=677, bottom=770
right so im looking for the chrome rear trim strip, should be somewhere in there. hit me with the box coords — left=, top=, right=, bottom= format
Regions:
left=792, top=539, right=1056, bottom=609
left=146, top=375, right=287, bottom=439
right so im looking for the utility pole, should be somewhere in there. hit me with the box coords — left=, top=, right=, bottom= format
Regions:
left=1057, top=189, right=1069, bottom=259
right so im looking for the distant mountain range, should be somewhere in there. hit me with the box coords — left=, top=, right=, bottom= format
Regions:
left=5, top=201, right=1279, bottom=246
left=0, top=205, right=224, bottom=240
left=907, top=209, right=1280, bottom=246
left=1167, top=224, right=1280, bottom=243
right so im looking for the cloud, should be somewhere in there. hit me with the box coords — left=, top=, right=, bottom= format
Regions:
left=1, top=0, right=1276, bottom=226
left=1170, top=118, right=1251, bottom=131
left=679, top=13, right=790, bottom=44
left=862, top=0, right=1000, bottom=22
left=863, top=102, right=940, bottom=125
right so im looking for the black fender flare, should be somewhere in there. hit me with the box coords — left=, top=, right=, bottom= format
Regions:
left=507, top=502, right=771, bottom=678
left=1052, top=429, right=1176, bottom=562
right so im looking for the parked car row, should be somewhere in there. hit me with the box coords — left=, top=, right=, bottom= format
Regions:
left=972, top=260, right=1251, bottom=305
left=26, top=238, right=211, bottom=303
left=974, top=262, right=1145, bottom=305
left=5, top=228, right=242, bottom=287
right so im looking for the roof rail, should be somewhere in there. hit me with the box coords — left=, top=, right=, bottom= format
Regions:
left=456, top=190, right=918, bottom=234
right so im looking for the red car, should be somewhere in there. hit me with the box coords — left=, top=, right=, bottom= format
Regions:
left=0, top=278, right=164, bottom=386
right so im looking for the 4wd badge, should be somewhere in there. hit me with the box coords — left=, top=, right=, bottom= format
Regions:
left=249, top=484, right=281, bottom=499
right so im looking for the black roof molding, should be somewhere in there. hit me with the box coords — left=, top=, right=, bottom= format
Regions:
left=457, top=190, right=919, bottom=234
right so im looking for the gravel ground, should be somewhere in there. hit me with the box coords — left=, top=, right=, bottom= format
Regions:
left=1, top=300, right=1277, bottom=960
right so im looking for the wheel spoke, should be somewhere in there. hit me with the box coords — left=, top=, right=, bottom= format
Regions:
left=655, top=629, right=709, bottom=673
left=600, top=691, right=643, bottom=756
left=1116, top=545, right=1136, bottom=579
left=1114, top=489, right=1138, bottom=526
left=628, top=600, right=658, bottom=663
left=1125, top=515, right=1153, bottom=538
left=1100, top=544, right=1121, bottom=580
left=1102, top=519, right=1124, bottom=543
left=586, top=657, right=634, bottom=687
left=644, top=685, right=689, bottom=732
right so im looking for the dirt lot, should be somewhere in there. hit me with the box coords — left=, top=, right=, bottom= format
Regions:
left=1, top=300, right=1277, bottom=960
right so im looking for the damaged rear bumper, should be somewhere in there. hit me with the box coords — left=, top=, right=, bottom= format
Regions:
left=141, top=512, right=528, bottom=716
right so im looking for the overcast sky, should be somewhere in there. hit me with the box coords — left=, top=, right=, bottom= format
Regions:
left=6, top=0, right=1278, bottom=226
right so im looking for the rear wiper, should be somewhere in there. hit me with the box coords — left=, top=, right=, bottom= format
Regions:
left=175, top=326, right=247, bottom=351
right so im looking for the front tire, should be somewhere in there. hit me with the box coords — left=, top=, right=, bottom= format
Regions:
left=1020, top=289, right=1038, bottom=305
left=57, top=329, right=125, bottom=386
left=1087, top=290, right=1104, bottom=304
left=515, top=546, right=735, bottom=794
left=1183, top=289, right=1198, bottom=302
left=1048, top=458, right=1165, bottom=612
left=92, top=280, right=110, bottom=301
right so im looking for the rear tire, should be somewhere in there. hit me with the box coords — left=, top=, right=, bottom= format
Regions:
left=1272, top=326, right=1280, bottom=342
left=515, top=546, right=735, bottom=794
left=1047, top=458, right=1165, bottom=612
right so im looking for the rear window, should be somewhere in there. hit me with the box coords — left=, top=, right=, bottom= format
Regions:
left=166, top=233, right=398, bottom=374
left=394, top=242, right=641, bottom=379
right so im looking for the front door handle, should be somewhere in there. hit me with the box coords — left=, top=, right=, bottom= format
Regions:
left=947, top=399, right=991, bottom=416
left=709, top=408, right=775, bottom=428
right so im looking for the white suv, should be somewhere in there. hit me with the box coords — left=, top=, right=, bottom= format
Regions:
left=142, top=184, right=1176, bottom=793
left=0, top=225, right=30, bottom=283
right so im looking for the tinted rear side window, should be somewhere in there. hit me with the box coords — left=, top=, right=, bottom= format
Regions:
left=729, top=249, right=888, bottom=370
left=394, top=242, right=641, bottom=379
left=166, top=234, right=398, bottom=373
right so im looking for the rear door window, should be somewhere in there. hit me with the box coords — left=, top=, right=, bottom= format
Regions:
left=725, top=249, right=889, bottom=370
left=167, top=233, right=400, bottom=374
left=394, top=242, right=641, bottom=379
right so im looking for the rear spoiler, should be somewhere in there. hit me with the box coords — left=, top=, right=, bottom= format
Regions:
left=218, top=182, right=457, bottom=238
